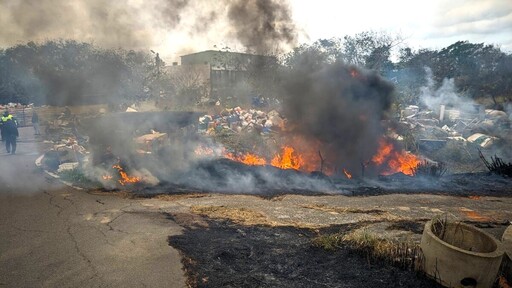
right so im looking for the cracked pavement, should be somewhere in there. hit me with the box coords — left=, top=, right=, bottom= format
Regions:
left=0, top=128, right=186, bottom=288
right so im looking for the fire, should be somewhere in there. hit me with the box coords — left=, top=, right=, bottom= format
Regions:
left=372, top=138, right=420, bottom=176
left=343, top=169, right=352, bottom=179
left=197, top=141, right=327, bottom=173
left=387, top=151, right=421, bottom=176
left=271, top=146, right=304, bottom=170
left=225, top=152, right=267, bottom=166
left=371, top=139, right=393, bottom=165
left=112, top=164, right=141, bottom=186
left=459, top=208, right=492, bottom=222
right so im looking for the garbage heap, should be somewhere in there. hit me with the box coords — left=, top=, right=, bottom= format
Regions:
left=396, top=104, right=512, bottom=173
left=198, top=106, right=285, bottom=135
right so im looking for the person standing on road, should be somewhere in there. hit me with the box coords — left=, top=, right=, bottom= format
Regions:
left=0, top=110, right=13, bottom=142
left=1, top=111, right=19, bottom=154
left=32, top=110, right=41, bottom=135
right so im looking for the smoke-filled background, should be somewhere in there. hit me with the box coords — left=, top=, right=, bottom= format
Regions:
left=0, top=0, right=298, bottom=106
left=0, top=0, right=298, bottom=56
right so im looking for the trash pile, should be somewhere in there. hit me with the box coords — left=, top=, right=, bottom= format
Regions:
left=198, top=107, right=285, bottom=135
left=396, top=104, right=512, bottom=172
left=41, top=107, right=178, bottom=186
left=42, top=109, right=90, bottom=173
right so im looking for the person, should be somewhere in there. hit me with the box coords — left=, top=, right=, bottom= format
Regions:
left=32, top=110, right=41, bottom=135
left=0, top=110, right=12, bottom=142
left=1, top=111, right=19, bottom=154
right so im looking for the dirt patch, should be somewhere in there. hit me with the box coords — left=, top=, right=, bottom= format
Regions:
left=386, top=220, right=427, bottom=234
left=168, top=217, right=439, bottom=287
left=300, top=204, right=402, bottom=222
left=165, top=212, right=209, bottom=228
left=155, top=193, right=209, bottom=202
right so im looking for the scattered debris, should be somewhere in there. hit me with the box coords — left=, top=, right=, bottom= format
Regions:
left=467, top=133, right=499, bottom=148
left=411, top=160, right=447, bottom=178
left=479, top=151, right=512, bottom=177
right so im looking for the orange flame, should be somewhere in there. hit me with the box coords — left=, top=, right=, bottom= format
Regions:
left=372, top=138, right=420, bottom=176
left=343, top=169, right=352, bottom=179
left=460, top=208, right=492, bottom=222
left=225, top=152, right=267, bottom=166
left=371, top=139, right=393, bottom=165
left=112, top=164, right=141, bottom=186
left=271, top=146, right=304, bottom=170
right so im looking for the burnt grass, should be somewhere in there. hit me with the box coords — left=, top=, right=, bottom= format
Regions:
left=167, top=218, right=439, bottom=288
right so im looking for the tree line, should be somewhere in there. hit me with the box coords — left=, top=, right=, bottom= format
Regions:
left=0, top=40, right=161, bottom=106
left=282, top=32, right=512, bottom=107
left=1, top=33, right=511, bottom=108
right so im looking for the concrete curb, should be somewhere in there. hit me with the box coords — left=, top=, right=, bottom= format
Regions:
left=35, top=154, right=83, bottom=190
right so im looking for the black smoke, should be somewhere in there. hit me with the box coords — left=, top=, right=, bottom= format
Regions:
left=226, top=0, right=297, bottom=54
left=0, top=0, right=298, bottom=55
left=279, top=56, right=394, bottom=175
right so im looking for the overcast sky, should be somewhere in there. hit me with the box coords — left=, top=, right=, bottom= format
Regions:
left=293, top=0, right=512, bottom=51
left=0, top=0, right=510, bottom=62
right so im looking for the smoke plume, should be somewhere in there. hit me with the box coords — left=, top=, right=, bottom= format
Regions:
left=420, top=67, right=478, bottom=113
left=0, top=0, right=297, bottom=55
left=279, top=56, right=394, bottom=175
left=226, top=0, right=297, bottom=54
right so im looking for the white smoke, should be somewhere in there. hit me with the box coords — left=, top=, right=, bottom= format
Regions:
left=420, top=67, right=478, bottom=114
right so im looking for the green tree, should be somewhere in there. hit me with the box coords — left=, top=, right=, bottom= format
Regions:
left=342, top=31, right=401, bottom=72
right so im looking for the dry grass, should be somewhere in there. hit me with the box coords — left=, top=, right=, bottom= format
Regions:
left=311, top=233, right=344, bottom=251
left=154, top=194, right=209, bottom=202
left=301, top=204, right=386, bottom=215
left=313, top=227, right=421, bottom=270
left=88, top=189, right=138, bottom=199
left=301, top=204, right=402, bottom=222
left=342, top=228, right=397, bottom=258
left=190, top=205, right=279, bottom=226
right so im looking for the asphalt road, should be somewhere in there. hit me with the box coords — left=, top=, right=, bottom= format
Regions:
left=0, top=127, right=186, bottom=288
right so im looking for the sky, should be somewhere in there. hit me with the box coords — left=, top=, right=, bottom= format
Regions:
left=293, top=0, right=512, bottom=52
left=0, top=0, right=511, bottom=63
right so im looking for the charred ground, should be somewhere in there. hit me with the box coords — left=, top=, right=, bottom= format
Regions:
left=167, top=216, right=440, bottom=288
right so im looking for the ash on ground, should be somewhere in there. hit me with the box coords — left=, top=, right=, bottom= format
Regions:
left=167, top=217, right=439, bottom=288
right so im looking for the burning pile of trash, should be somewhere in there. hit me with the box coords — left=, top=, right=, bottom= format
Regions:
left=36, top=62, right=512, bottom=194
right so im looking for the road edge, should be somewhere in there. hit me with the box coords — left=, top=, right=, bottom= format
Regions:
left=35, top=154, right=83, bottom=190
